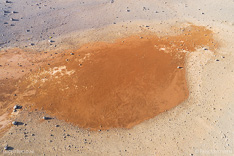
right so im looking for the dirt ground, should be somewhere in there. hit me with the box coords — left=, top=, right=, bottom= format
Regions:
left=1, top=25, right=217, bottom=131
left=0, top=0, right=234, bottom=155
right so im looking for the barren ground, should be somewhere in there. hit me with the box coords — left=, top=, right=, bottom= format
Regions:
left=0, top=0, right=234, bottom=155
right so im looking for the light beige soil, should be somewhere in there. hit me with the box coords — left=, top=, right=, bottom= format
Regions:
left=0, top=0, right=233, bottom=155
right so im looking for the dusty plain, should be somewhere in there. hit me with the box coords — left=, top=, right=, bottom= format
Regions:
left=0, top=0, right=234, bottom=155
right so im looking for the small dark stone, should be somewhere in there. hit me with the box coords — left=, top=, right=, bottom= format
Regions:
left=4, top=10, right=10, bottom=14
left=12, top=121, right=17, bottom=125
left=4, top=145, right=8, bottom=150
left=13, top=105, right=21, bottom=110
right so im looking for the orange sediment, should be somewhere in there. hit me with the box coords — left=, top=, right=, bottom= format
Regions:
left=2, top=24, right=218, bottom=131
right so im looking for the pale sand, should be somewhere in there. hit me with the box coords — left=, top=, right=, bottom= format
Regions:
left=0, top=0, right=234, bottom=155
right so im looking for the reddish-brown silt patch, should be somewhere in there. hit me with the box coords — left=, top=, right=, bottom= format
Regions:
left=2, top=24, right=218, bottom=131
